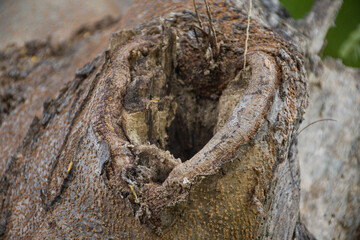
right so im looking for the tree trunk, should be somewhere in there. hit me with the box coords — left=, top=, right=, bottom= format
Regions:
left=1, top=0, right=357, bottom=239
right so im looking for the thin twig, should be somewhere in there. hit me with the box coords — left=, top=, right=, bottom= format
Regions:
left=193, top=0, right=203, bottom=29
left=193, top=27, right=201, bottom=45
left=192, top=26, right=205, bottom=61
left=244, top=0, right=252, bottom=69
left=203, top=0, right=219, bottom=57
left=297, top=118, right=337, bottom=136
left=204, top=26, right=211, bottom=53
left=192, top=24, right=208, bottom=36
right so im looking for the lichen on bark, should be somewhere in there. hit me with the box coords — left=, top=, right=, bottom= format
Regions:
left=88, top=0, right=308, bottom=237
left=0, top=0, right=312, bottom=239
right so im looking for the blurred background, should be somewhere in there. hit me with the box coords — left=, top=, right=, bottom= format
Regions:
left=280, top=0, right=360, bottom=68
left=0, top=0, right=131, bottom=48
left=0, top=0, right=359, bottom=67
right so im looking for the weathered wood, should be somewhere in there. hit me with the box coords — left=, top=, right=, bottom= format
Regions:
left=1, top=0, right=352, bottom=239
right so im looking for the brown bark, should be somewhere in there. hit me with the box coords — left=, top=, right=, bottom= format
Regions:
left=1, top=0, right=356, bottom=239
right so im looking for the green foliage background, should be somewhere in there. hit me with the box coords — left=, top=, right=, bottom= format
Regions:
left=279, top=0, right=360, bottom=68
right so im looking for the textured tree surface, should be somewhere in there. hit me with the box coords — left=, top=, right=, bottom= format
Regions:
left=298, top=58, right=360, bottom=240
left=0, top=0, right=132, bottom=49
left=1, top=0, right=358, bottom=239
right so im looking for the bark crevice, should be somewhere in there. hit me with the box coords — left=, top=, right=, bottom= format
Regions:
left=0, top=0, right=320, bottom=239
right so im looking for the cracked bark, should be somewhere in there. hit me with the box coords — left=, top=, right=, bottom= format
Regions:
left=1, top=0, right=358, bottom=239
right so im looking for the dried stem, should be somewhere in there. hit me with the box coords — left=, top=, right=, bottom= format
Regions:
left=244, top=0, right=252, bottom=69
left=297, top=118, right=337, bottom=136
left=193, top=0, right=203, bottom=29
left=192, top=26, right=205, bottom=61
left=203, top=0, right=219, bottom=57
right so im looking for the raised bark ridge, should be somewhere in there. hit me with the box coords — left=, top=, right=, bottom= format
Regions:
left=89, top=0, right=308, bottom=235
left=0, top=0, right=308, bottom=239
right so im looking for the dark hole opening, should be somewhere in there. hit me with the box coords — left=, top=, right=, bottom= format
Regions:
left=166, top=106, right=215, bottom=161
left=165, top=83, right=221, bottom=162
left=123, top=44, right=237, bottom=165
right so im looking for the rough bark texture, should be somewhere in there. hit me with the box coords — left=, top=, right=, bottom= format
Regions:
left=0, top=0, right=358, bottom=239
left=0, top=0, right=132, bottom=49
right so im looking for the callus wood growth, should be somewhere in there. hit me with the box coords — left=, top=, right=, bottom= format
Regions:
left=0, top=0, right=308, bottom=239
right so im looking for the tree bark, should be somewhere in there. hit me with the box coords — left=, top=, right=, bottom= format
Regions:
left=1, top=0, right=357, bottom=239
left=298, top=58, right=360, bottom=240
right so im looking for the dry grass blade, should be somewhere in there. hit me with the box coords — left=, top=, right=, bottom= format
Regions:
left=193, top=0, right=203, bottom=29
left=203, top=0, right=219, bottom=57
left=297, top=119, right=337, bottom=136
left=244, top=0, right=252, bottom=69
